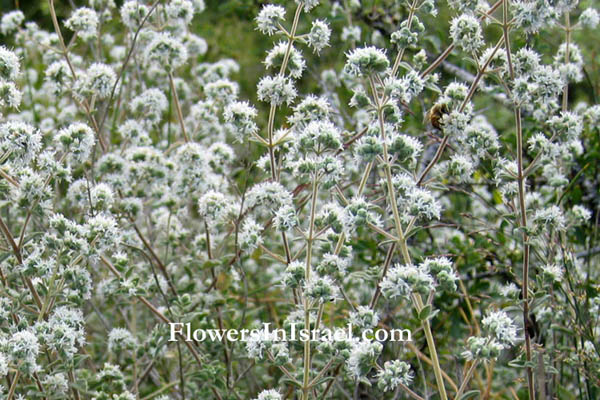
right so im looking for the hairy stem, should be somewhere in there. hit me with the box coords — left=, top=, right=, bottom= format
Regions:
left=370, top=75, right=448, bottom=400
left=302, top=173, right=320, bottom=400
left=502, top=0, right=535, bottom=397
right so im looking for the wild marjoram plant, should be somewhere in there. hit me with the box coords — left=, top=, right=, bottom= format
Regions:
left=0, top=0, right=598, bottom=398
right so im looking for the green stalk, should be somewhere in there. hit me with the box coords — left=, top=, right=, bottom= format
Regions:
left=302, top=173, right=320, bottom=400
left=370, top=75, right=448, bottom=400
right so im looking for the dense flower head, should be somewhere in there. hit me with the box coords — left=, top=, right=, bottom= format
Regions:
left=166, top=0, right=196, bottom=25
left=377, top=360, right=413, bottom=392
left=254, top=389, right=282, bottom=400
left=579, top=8, right=599, bottom=29
left=450, top=14, right=484, bottom=53
left=257, top=75, right=297, bottom=106
left=130, top=88, right=168, bottom=123
left=55, top=122, right=96, bottom=162
left=120, top=1, right=150, bottom=30
left=76, top=63, right=116, bottom=99
left=64, top=7, right=99, bottom=41
left=0, top=46, right=20, bottom=81
left=0, top=120, right=42, bottom=167
left=0, top=79, right=21, bottom=109
left=482, top=310, right=518, bottom=346
left=297, top=0, right=321, bottom=12
left=264, top=42, right=305, bottom=79
left=304, top=275, right=339, bottom=303
left=0, top=10, right=24, bottom=35
left=6, top=329, right=40, bottom=375
left=307, top=19, right=331, bottom=53
left=346, top=340, right=382, bottom=378
left=381, top=263, right=435, bottom=299
left=0, top=0, right=595, bottom=398
left=256, top=5, right=286, bottom=35
left=145, top=33, right=188, bottom=71
left=343, top=46, right=389, bottom=76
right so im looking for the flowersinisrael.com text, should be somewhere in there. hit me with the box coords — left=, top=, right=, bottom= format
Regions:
left=169, top=322, right=412, bottom=343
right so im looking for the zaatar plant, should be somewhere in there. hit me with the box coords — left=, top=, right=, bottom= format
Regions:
left=0, top=0, right=598, bottom=399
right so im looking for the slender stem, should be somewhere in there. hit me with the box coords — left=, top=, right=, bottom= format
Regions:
left=7, top=371, right=19, bottom=400
left=455, top=360, right=479, bottom=399
left=562, top=13, right=571, bottom=112
left=302, top=173, right=320, bottom=400
left=168, top=72, right=190, bottom=143
left=48, top=0, right=107, bottom=152
left=98, top=0, right=161, bottom=134
left=370, top=74, right=448, bottom=400
left=99, top=255, right=204, bottom=368
left=397, top=381, right=426, bottom=400
left=418, top=36, right=504, bottom=185
left=391, top=0, right=420, bottom=77
left=0, top=214, right=42, bottom=309
left=420, top=0, right=503, bottom=79
left=502, top=1, right=535, bottom=397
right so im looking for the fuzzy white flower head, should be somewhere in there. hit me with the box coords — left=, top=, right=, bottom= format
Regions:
left=0, top=353, right=7, bottom=377
left=297, top=0, right=320, bottom=11
left=274, top=204, right=299, bottom=232
left=0, top=46, right=20, bottom=81
left=304, top=275, right=340, bottom=303
left=257, top=75, right=297, bottom=106
left=0, top=80, right=22, bottom=110
left=381, top=263, right=435, bottom=299
left=0, top=120, right=42, bottom=167
left=256, top=5, right=286, bottom=36
left=130, top=88, right=168, bottom=123
left=1, top=10, right=25, bottom=36
left=450, top=14, right=484, bottom=53
left=531, top=205, right=566, bottom=234
left=264, top=42, right=306, bottom=79
left=145, top=33, right=188, bottom=71
left=78, top=63, right=116, bottom=99
left=254, top=389, right=282, bottom=400
left=407, top=187, right=442, bottom=220
left=183, top=33, right=208, bottom=56
left=224, top=101, right=258, bottom=141
left=540, top=264, right=563, bottom=283
left=166, top=0, right=195, bottom=25
left=571, top=205, right=591, bottom=223
left=90, top=183, right=114, bottom=211
left=65, top=7, right=99, bottom=41
left=198, top=190, right=234, bottom=228
left=482, top=310, right=518, bottom=346
left=108, top=328, right=138, bottom=353
left=245, top=328, right=278, bottom=359
left=579, top=8, right=599, bottom=29
left=346, top=340, right=383, bottom=378
left=447, top=154, right=474, bottom=182
left=120, top=1, right=150, bottom=30
left=341, top=25, right=361, bottom=42
left=307, top=19, right=331, bottom=54
left=118, top=119, right=150, bottom=145
left=344, top=46, right=389, bottom=76
left=38, top=306, right=86, bottom=360
left=462, top=335, right=504, bottom=361
left=205, top=78, right=240, bottom=103
left=289, top=95, right=331, bottom=128
left=55, top=122, right=95, bottom=163
left=8, top=330, right=40, bottom=375
left=376, top=360, right=413, bottom=392
left=349, top=306, right=380, bottom=329
left=239, top=218, right=263, bottom=252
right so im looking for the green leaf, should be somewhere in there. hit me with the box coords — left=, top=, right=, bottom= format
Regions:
left=418, top=305, right=430, bottom=320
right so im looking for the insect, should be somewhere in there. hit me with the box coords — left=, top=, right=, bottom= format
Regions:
left=426, top=103, right=449, bottom=130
